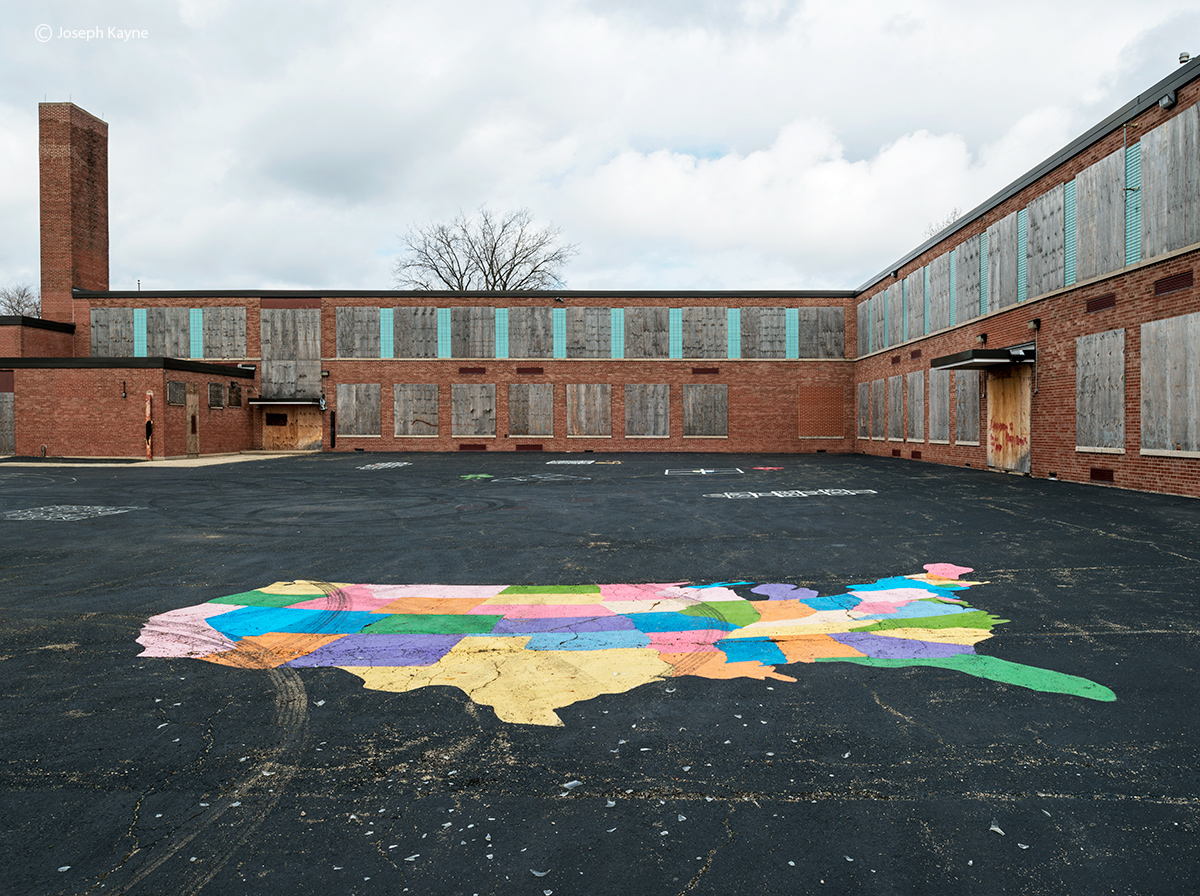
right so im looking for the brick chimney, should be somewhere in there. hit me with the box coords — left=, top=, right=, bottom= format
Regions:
left=39, top=103, right=108, bottom=324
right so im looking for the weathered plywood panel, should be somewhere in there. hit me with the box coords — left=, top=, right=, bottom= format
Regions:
left=888, top=374, right=904, bottom=439
left=565, top=307, right=611, bottom=358
left=955, top=370, right=981, bottom=443
left=336, top=384, right=382, bottom=436
left=451, top=307, right=495, bottom=358
left=625, top=384, right=670, bottom=437
left=857, top=381, right=870, bottom=437
left=0, top=392, right=13, bottom=455
left=395, top=307, right=439, bottom=358
left=871, top=379, right=884, bottom=440
left=741, top=307, right=786, bottom=358
left=905, top=270, right=925, bottom=340
left=815, top=307, right=844, bottom=359
left=929, top=368, right=950, bottom=441
left=1076, top=329, right=1125, bottom=450
left=1075, top=149, right=1126, bottom=280
left=147, top=307, right=190, bottom=358
left=927, top=253, right=952, bottom=332
left=394, top=384, right=439, bottom=436
left=90, top=308, right=135, bottom=357
left=956, top=234, right=981, bottom=323
left=1026, top=184, right=1066, bottom=298
left=885, top=282, right=903, bottom=347
left=1141, top=310, right=1200, bottom=452
left=856, top=301, right=869, bottom=356
left=294, top=309, right=322, bottom=401
left=988, top=365, right=1032, bottom=472
left=336, top=307, right=381, bottom=358
left=509, top=307, right=555, bottom=359
left=508, top=383, right=554, bottom=436
left=870, top=294, right=885, bottom=353
left=682, top=384, right=728, bottom=437
left=623, top=307, right=670, bottom=359
left=907, top=370, right=924, bottom=441
left=451, top=383, right=496, bottom=437
left=203, top=307, right=247, bottom=359
left=261, top=308, right=321, bottom=400
left=566, top=384, right=611, bottom=436
left=1140, top=104, right=1200, bottom=260
left=682, top=307, right=726, bottom=358
left=987, top=212, right=1019, bottom=312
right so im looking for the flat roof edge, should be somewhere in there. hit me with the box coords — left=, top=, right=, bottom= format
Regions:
left=73, top=288, right=859, bottom=300
left=0, top=357, right=256, bottom=377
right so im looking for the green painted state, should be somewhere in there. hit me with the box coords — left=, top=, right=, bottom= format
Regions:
left=822, top=654, right=1116, bottom=702
left=851, top=609, right=1006, bottom=633
left=681, top=600, right=761, bottom=627
left=499, top=584, right=602, bottom=595
left=209, top=591, right=318, bottom=608
left=361, top=614, right=503, bottom=634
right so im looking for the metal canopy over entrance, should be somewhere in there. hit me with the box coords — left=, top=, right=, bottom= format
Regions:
left=930, top=344, right=1036, bottom=370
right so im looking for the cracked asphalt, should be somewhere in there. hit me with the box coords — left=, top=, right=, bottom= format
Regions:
left=1, top=452, right=1198, bottom=895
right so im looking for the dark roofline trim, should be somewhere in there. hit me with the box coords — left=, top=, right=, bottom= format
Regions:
left=74, top=288, right=858, bottom=300
left=857, top=57, right=1200, bottom=295
left=0, top=315, right=76, bottom=333
left=0, top=357, right=256, bottom=377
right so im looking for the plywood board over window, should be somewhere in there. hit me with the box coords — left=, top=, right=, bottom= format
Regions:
left=856, top=302, right=869, bottom=356
left=624, top=308, right=670, bottom=359
left=888, top=375, right=904, bottom=440
left=1141, top=311, right=1200, bottom=454
left=261, top=307, right=321, bottom=400
left=1139, top=103, right=1200, bottom=261
left=681, top=307, right=727, bottom=359
left=741, top=307, right=786, bottom=358
left=394, top=307, right=439, bottom=358
left=955, top=370, right=981, bottom=444
left=1075, top=149, right=1126, bottom=280
left=904, top=271, right=925, bottom=342
left=907, top=371, right=924, bottom=441
left=1026, top=184, right=1066, bottom=298
left=203, top=307, right=247, bottom=359
left=90, top=308, right=135, bottom=357
left=927, top=254, right=952, bottom=332
left=625, top=384, right=669, bottom=437
left=857, top=382, right=870, bottom=438
left=146, top=307, right=190, bottom=357
left=682, top=384, right=728, bottom=437
left=336, top=307, right=381, bottom=358
left=508, top=308, right=555, bottom=359
left=336, top=384, right=382, bottom=436
left=871, top=379, right=885, bottom=440
left=986, top=212, right=1020, bottom=313
left=451, top=384, right=496, bottom=437
left=565, top=307, right=611, bottom=358
left=509, top=383, right=554, bottom=436
left=885, top=282, right=903, bottom=347
left=1076, top=329, right=1125, bottom=451
left=451, top=307, right=495, bottom=358
left=394, top=384, right=438, bottom=436
left=566, top=384, right=611, bottom=436
left=929, top=368, right=950, bottom=443
left=956, top=235, right=982, bottom=323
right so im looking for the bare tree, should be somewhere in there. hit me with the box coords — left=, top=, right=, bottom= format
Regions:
left=0, top=283, right=40, bottom=317
left=923, top=207, right=963, bottom=240
left=394, top=206, right=578, bottom=291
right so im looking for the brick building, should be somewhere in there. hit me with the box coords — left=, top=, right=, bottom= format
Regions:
left=1, top=60, right=1197, bottom=497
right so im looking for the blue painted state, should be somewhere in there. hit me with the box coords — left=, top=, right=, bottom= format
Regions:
left=690, top=581, right=753, bottom=590
left=525, top=631, right=650, bottom=651
left=716, top=637, right=788, bottom=666
left=627, top=612, right=741, bottom=633
left=208, top=607, right=380, bottom=640
left=859, top=601, right=969, bottom=621
left=847, top=575, right=962, bottom=598
left=800, top=593, right=860, bottom=612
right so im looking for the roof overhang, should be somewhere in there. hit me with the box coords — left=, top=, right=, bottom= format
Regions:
left=248, top=398, right=322, bottom=406
left=930, top=346, right=1036, bottom=370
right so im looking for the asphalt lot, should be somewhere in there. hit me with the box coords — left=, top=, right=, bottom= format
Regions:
left=1, top=451, right=1197, bottom=896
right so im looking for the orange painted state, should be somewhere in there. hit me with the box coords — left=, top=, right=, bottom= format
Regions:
left=206, top=632, right=345, bottom=668
left=773, top=634, right=866, bottom=664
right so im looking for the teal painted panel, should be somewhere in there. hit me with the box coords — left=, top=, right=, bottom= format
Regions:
left=494, top=308, right=509, bottom=359
left=785, top=308, right=799, bottom=358
left=668, top=308, right=683, bottom=359
left=726, top=308, right=741, bottom=358
left=189, top=308, right=204, bottom=358
left=379, top=308, right=394, bottom=358
left=923, top=267, right=930, bottom=335
left=437, top=308, right=451, bottom=358
left=979, top=232, right=988, bottom=317
left=1125, top=141, right=1141, bottom=266
left=610, top=308, right=625, bottom=359
left=1017, top=209, right=1028, bottom=302
left=133, top=308, right=147, bottom=357
left=552, top=307, right=567, bottom=358
left=1064, top=179, right=1077, bottom=286
left=948, top=250, right=957, bottom=326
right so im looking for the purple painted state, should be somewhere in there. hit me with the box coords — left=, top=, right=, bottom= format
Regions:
left=284, top=633, right=463, bottom=667
left=751, top=583, right=820, bottom=602
left=489, top=616, right=637, bottom=635
left=829, top=632, right=976, bottom=660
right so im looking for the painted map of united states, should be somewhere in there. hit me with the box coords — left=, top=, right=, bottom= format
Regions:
left=138, top=564, right=1114, bottom=725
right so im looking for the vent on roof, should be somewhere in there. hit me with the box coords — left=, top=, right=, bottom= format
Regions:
left=1154, top=271, right=1194, bottom=296
left=1086, top=293, right=1117, bottom=313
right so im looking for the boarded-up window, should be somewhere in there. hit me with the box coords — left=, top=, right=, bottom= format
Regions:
left=451, top=384, right=496, bottom=437
left=907, top=371, right=924, bottom=441
left=956, top=235, right=982, bottom=323
left=741, top=307, right=786, bottom=358
left=871, top=380, right=885, bottom=440
left=261, top=308, right=322, bottom=401
left=869, top=297, right=885, bottom=354
left=228, top=383, right=242, bottom=407
left=1075, top=329, right=1126, bottom=450
left=625, top=384, right=669, bottom=437
left=0, top=391, right=12, bottom=456
left=857, top=382, right=870, bottom=437
left=208, top=383, right=225, bottom=408
left=566, top=384, right=611, bottom=436
left=927, top=254, right=952, bottom=332
left=167, top=380, right=187, bottom=406
left=336, top=307, right=381, bottom=358
left=955, top=370, right=980, bottom=444
left=1026, top=184, right=1066, bottom=298
left=986, top=212, right=1020, bottom=313
left=337, top=384, right=382, bottom=436
left=888, top=375, right=904, bottom=439
left=203, top=307, right=248, bottom=359
left=885, top=283, right=903, bottom=347
left=146, top=307, right=190, bottom=357
left=1076, top=149, right=1126, bottom=280
left=90, top=308, right=135, bottom=357
left=798, top=307, right=844, bottom=359
left=451, top=307, right=495, bottom=358
left=565, top=308, right=611, bottom=358
left=683, top=384, right=728, bottom=437
left=394, top=307, right=439, bottom=358
left=509, top=308, right=555, bottom=359
left=681, top=307, right=727, bottom=358
left=856, top=302, right=869, bottom=356
left=1139, top=104, right=1200, bottom=261
left=624, top=308, right=670, bottom=359
left=1141, top=311, right=1200, bottom=453
left=394, top=384, right=439, bottom=436
left=904, top=272, right=925, bottom=342
left=929, top=368, right=950, bottom=442
left=509, top=383, right=554, bottom=436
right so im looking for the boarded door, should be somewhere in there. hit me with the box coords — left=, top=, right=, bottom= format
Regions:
left=185, top=384, right=200, bottom=456
left=262, top=406, right=323, bottom=450
left=987, top=365, right=1032, bottom=473
left=0, top=370, right=13, bottom=455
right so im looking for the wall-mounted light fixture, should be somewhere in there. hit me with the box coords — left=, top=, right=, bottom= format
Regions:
left=1160, top=90, right=1177, bottom=110
left=121, top=380, right=126, bottom=399
left=976, top=333, right=987, bottom=345
left=321, top=370, right=330, bottom=378
left=1028, top=318, right=1041, bottom=331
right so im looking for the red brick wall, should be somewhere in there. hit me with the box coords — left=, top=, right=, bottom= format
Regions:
left=0, top=323, right=75, bottom=357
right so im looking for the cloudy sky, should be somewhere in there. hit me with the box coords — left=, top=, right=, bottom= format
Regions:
left=1, top=1, right=1196, bottom=294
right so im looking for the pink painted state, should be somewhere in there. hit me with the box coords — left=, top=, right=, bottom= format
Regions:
left=290, top=585, right=395, bottom=612
left=923, top=563, right=974, bottom=580
left=852, top=587, right=964, bottom=614
left=647, top=631, right=723, bottom=652
left=599, top=583, right=689, bottom=601
left=468, top=603, right=616, bottom=618
left=137, top=603, right=243, bottom=657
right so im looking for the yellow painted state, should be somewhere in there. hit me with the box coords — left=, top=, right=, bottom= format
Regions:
left=258, top=580, right=351, bottom=595
left=342, top=636, right=675, bottom=727
left=871, top=627, right=994, bottom=645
